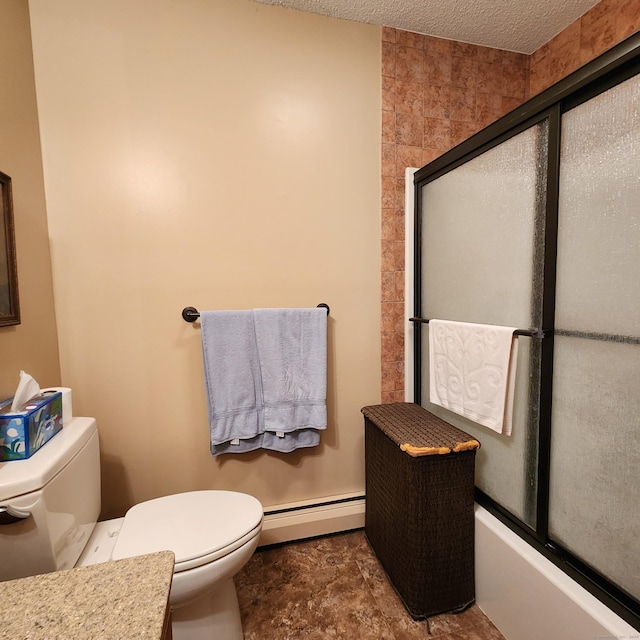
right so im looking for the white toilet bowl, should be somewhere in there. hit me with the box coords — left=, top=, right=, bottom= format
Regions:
left=0, top=417, right=263, bottom=640
left=169, top=530, right=261, bottom=640
left=111, top=491, right=263, bottom=640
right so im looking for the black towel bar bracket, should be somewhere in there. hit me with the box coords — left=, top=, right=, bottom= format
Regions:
left=183, top=303, right=330, bottom=323
left=408, top=317, right=544, bottom=339
left=182, top=306, right=200, bottom=322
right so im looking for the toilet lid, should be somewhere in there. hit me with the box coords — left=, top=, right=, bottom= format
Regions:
left=112, top=491, right=263, bottom=572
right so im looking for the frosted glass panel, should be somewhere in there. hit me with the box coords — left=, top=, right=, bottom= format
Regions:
left=421, top=337, right=537, bottom=525
left=421, top=125, right=546, bottom=329
left=419, top=123, right=547, bottom=526
left=549, top=339, right=640, bottom=599
left=555, top=75, right=640, bottom=336
left=550, top=74, right=640, bottom=601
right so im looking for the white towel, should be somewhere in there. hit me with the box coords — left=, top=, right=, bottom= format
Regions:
left=428, top=319, right=518, bottom=435
left=201, top=308, right=327, bottom=456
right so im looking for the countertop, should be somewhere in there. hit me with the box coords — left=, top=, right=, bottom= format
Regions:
left=0, top=551, right=174, bottom=640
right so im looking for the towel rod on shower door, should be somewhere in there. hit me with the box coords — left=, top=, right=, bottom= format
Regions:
left=408, top=317, right=545, bottom=339
left=182, top=303, right=330, bottom=323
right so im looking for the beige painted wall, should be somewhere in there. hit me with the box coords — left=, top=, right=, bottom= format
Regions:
left=29, top=0, right=381, bottom=517
left=0, top=1, right=60, bottom=397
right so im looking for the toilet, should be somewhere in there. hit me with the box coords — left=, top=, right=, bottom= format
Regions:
left=0, top=416, right=263, bottom=640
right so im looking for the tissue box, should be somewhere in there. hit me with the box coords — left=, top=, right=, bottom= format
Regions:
left=0, top=391, right=63, bottom=461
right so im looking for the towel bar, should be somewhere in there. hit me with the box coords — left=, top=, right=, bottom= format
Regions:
left=183, top=303, right=330, bottom=323
left=408, top=317, right=544, bottom=339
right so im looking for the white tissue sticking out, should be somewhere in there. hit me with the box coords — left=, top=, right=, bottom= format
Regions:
left=42, top=387, right=73, bottom=425
left=10, top=371, right=41, bottom=412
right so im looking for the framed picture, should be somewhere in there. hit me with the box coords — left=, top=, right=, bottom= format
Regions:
left=0, top=171, right=20, bottom=326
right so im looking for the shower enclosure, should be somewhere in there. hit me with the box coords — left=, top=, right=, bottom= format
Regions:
left=412, top=33, right=640, bottom=629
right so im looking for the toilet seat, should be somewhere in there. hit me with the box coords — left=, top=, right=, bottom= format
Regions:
left=111, top=491, right=263, bottom=573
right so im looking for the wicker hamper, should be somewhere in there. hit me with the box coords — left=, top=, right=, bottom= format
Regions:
left=362, top=402, right=480, bottom=619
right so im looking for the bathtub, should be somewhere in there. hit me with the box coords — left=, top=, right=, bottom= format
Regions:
left=475, top=505, right=638, bottom=640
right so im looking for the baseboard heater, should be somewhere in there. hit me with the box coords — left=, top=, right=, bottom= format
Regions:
left=259, top=492, right=366, bottom=547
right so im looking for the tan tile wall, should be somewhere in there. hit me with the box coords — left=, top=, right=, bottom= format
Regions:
left=530, top=0, right=640, bottom=95
left=381, top=0, right=640, bottom=403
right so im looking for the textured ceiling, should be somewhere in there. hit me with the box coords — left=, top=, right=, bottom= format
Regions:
left=249, top=0, right=602, bottom=54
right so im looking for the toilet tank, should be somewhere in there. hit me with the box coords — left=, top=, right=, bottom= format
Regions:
left=0, top=417, right=101, bottom=581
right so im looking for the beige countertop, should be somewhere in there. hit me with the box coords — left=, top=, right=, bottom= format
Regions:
left=0, top=551, right=174, bottom=640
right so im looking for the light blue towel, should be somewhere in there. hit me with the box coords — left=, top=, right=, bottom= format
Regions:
left=201, top=308, right=327, bottom=456
left=254, top=308, right=327, bottom=435
left=200, top=311, right=264, bottom=448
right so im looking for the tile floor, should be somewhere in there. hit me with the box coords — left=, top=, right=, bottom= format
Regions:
left=236, top=530, right=506, bottom=639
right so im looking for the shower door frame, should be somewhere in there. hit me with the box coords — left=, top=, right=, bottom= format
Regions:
left=412, top=31, right=640, bottom=630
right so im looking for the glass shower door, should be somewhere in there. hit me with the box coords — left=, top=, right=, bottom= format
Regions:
left=419, top=122, right=548, bottom=527
left=549, top=73, right=640, bottom=601
left=413, top=38, right=640, bottom=623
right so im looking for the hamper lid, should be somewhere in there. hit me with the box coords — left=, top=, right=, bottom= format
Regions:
left=361, top=402, right=480, bottom=458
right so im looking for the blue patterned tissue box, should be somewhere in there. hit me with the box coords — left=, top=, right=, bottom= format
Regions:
left=0, top=391, right=63, bottom=461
